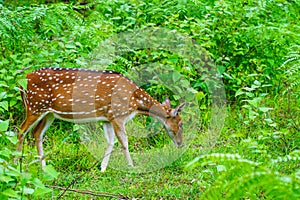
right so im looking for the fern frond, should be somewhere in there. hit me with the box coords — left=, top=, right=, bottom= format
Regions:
left=193, top=153, right=300, bottom=199
left=280, top=56, right=300, bottom=69
left=186, top=153, right=259, bottom=169
left=281, top=45, right=300, bottom=95
left=271, top=155, right=300, bottom=164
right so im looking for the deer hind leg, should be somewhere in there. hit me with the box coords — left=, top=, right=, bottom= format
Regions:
left=101, top=122, right=115, bottom=172
left=17, top=114, right=44, bottom=152
left=33, top=114, right=55, bottom=167
left=112, top=121, right=134, bottom=167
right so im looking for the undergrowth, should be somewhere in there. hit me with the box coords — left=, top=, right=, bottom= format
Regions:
left=0, top=0, right=299, bottom=199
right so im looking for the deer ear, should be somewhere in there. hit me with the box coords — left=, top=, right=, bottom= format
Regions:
left=171, top=102, right=186, bottom=117
left=162, top=98, right=171, bottom=107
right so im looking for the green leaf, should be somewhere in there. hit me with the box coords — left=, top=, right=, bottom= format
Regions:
left=32, top=178, right=46, bottom=188
left=245, top=97, right=261, bottom=108
left=169, top=55, right=178, bottom=63
left=33, top=187, right=52, bottom=197
left=235, top=89, right=245, bottom=97
left=0, top=101, right=9, bottom=111
left=9, top=98, right=17, bottom=107
left=1, top=59, right=9, bottom=65
left=259, top=93, right=269, bottom=97
left=242, top=87, right=255, bottom=92
left=22, top=57, right=33, bottom=65
left=0, top=92, right=7, bottom=100
left=159, top=73, right=171, bottom=82
left=0, top=84, right=9, bottom=90
left=2, top=188, right=19, bottom=198
left=172, top=85, right=183, bottom=94
left=200, top=104, right=207, bottom=110
left=172, top=94, right=180, bottom=100
left=196, top=91, right=206, bottom=100
left=185, top=157, right=200, bottom=170
left=172, top=71, right=181, bottom=82
left=0, top=119, right=9, bottom=132
left=23, top=187, right=35, bottom=195
left=242, top=104, right=251, bottom=109
left=248, top=109, right=258, bottom=120
left=253, top=80, right=261, bottom=86
left=179, top=79, right=190, bottom=88
left=223, top=72, right=233, bottom=79
left=245, top=92, right=254, bottom=98
left=216, top=165, right=226, bottom=172
left=6, top=76, right=14, bottom=81
left=43, top=165, right=59, bottom=181
left=0, top=175, right=14, bottom=183
left=111, top=16, right=122, bottom=20
left=193, top=81, right=203, bottom=88
left=187, top=87, right=197, bottom=94
left=264, top=118, right=273, bottom=123
left=6, top=131, right=17, bottom=138
left=217, top=65, right=226, bottom=75
left=4, top=167, right=20, bottom=177
left=262, top=84, right=272, bottom=88
left=17, top=78, right=28, bottom=90
left=258, top=107, right=273, bottom=113
left=65, top=44, right=76, bottom=49
left=250, top=84, right=260, bottom=89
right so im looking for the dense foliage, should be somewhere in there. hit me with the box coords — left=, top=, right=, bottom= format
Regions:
left=0, top=0, right=299, bottom=199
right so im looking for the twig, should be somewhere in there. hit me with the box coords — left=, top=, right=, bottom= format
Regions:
left=47, top=185, right=130, bottom=199
left=56, top=158, right=102, bottom=199
left=56, top=151, right=118, bottom=199
left=15, top=66, right=34, bottom=74
left=18, top=134, right=122, bottom=199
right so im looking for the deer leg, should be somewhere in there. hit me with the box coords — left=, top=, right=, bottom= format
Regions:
left=33, top=114, right=55, bottom=167
left=17, top=114, right=43, bottom=152
left=113, top=121, right=133, bottom=167
left=117, top=130, right=133, bottom=167
left=101, top=122, right=115, bottom=172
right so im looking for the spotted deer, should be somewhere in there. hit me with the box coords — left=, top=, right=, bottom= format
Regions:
left=17, top=68, right=185, bottom=172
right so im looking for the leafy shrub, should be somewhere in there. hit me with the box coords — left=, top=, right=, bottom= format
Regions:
left=0, top=131, right=59, bottom=199
left=0, top=0, right=299, bottom=199
left=186, top=153, right=300, bottom=199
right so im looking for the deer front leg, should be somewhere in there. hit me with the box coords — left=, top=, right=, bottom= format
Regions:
left=101, top=122, right=115, bottom=172
left=112, top=120, right=134, bottom=167
left=117, top=130, right=134, bottom=167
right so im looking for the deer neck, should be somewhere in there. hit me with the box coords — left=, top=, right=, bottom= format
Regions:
left=134, top=90, right=169, bottom=119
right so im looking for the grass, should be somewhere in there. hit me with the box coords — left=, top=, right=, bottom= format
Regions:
left=0, top=1, right=299, bottom=199
left=14, top=95, right=299, bottom=199
left=42, top=150, right=205, bottom=199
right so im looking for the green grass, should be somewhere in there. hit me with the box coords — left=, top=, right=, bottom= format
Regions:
left=15, top=95, right=299, bottom=199
left=0, top=1, right=299, bottom=199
